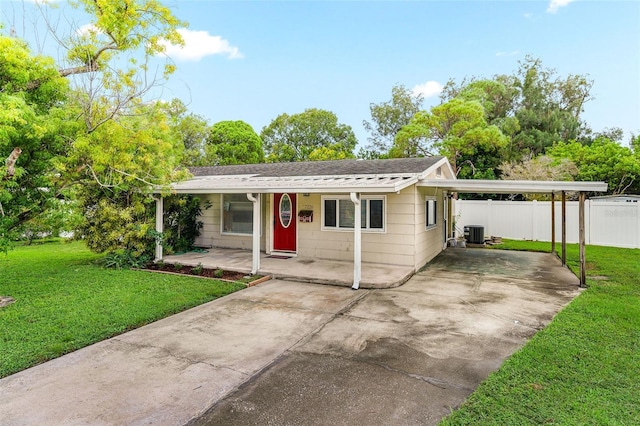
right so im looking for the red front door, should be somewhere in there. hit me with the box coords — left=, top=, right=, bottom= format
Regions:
left=273, top=193, right=296, bottom=252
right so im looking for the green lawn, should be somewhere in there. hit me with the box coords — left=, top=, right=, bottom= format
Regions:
left=0, top=241, right=245, bottom=378
left=441, top=240, right=640, bottom=425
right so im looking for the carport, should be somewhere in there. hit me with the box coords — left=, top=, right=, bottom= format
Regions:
left=419, top=179, right=608, bottom=287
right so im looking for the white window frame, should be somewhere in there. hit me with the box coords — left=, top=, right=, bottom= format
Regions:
left=426, top=197, right=437, bottom=230
left=321, top=195, right=386, bottom=233
left=221, top=193, right=254, bottom=236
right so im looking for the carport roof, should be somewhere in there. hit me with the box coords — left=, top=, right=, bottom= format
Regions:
left=419, top=179, right=608, bottom=193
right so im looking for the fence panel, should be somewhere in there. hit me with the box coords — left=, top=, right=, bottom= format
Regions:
left=455, top=199, right=640, bottom=249
left=589, top=202, right=640, bottom=248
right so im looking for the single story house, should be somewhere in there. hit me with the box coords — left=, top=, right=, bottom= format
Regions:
left=155, top=157, right=607, bottom=288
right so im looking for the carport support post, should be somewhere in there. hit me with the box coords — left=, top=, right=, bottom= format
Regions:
left=350, top=192, right=362, bottom=290
left=561, top=191, right=567, bottom=266
left=154, top=196, right=163, bottom=262
left=551, top=192, right=556, bottom=255
left=579, top=191, right=586, bottom=287
left=247, top=193, right=261, bottom=275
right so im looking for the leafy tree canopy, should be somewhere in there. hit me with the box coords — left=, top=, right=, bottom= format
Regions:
left=261, top=108, right=357, bottom=162
left=362, top=84, right=423, bottom=157
left=393, top=98, right=508, bottom=177
left=0, top=35, right=72, bottom=251
left=206, top=120, right=264, bottom=165
left=546, top=138, right=640, bottom=194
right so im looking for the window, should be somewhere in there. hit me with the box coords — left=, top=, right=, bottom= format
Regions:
left=426, top=199, right=437, bottom=229
left=322, top=196, right=385, bottom=231
left=222, top=194, right=253, bottom=234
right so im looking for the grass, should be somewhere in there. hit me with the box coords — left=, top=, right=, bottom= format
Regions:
left=0, top=241, right=245, bottom=378
left=440, top=240, right=640, bottom=425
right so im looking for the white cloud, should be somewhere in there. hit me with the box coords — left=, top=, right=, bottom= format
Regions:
left=496, top=50, right=520, bottom=57
left=412, top=81, right=443, bottom=98
left=547, top=0, right=575, bottom=14
left=523, top=12, right=534, bottom=20
left=160, top=28, right=243, bottom=62
left=76, top=24, right=99, bottom=36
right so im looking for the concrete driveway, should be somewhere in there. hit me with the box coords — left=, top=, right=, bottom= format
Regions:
left=0, top=249, right=581, bottom=425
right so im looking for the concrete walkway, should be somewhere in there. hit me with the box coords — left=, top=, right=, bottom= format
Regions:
left=0, top=249, right=581, bottom=425
left=162, top=247, right=415, bottom=289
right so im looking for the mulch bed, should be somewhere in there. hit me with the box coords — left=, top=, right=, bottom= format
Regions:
left=145, top=263, right=248, bottom=281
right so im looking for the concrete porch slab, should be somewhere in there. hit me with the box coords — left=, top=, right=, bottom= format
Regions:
left=162, top=247, right=415, bottom=289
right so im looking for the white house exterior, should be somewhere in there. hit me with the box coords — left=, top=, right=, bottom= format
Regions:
left=158, top=157, right=456, bottom=288
left=157, top=157, right=607, bottom=288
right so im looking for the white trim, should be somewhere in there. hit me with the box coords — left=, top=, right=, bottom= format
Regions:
left=425, top=196, right=437, bottom=231
left=220, top=193, right=256, bottom=236
left=278, top=193, right=293, bottom=229
left=419, top=179, right=608, bottom=193
left=320, top=195, right=387, bottom=233
left=165, top=174, right=419, bottom=194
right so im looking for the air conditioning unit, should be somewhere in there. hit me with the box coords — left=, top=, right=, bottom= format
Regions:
left=464, top=225, right=484, bottom=244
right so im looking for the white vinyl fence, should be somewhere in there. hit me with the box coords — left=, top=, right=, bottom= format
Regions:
left=455, top=200, right=640, bottom=249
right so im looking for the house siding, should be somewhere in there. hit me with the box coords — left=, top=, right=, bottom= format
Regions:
left=296, top=189, right=417, bottom=267
left=194, top=194, right=268, bottom=251
left=414, top=187, right=445, bottom=270
left=192, top=185, right=447, bottom=269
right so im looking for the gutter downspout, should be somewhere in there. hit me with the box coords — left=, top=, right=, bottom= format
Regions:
left=350, top=192, right=361, bottom=290
left=247, top=193, right=261, bottom=275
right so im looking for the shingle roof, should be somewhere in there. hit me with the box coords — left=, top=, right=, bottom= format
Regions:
left=163, top=157, right=448, bottom=194
left=190, top=157, right=444, bottom=178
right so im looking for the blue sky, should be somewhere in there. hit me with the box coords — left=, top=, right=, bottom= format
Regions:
left=2, top=0, right=639, bottom=148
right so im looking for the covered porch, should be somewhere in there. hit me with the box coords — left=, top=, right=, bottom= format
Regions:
left=161, top=247, right=414, bottom=289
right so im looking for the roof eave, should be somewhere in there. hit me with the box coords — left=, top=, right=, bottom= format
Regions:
left=418, top=179, right=608, bottom=194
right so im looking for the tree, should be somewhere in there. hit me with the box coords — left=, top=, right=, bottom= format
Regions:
left=512, top=56, right=593, bottom=157
left=1, top=35, right=72, bottom=252
left=499, top=155, right=578, bottom=200
left=547, top=138, right=640, bottom=194
left=68, top=102, right=187, bottom=256
left=439, top=57, right=594, bottom=166
left=261, top=109, right=357, bottom=162
left=362, top=84, right=423, bottom=157
left=2, top=0, right=188, bottom=257
left=205, top=121, right=264, bottom=165
left=160, top=99, right=210, bottom=167
left=393, top=98, right=508, bottom=177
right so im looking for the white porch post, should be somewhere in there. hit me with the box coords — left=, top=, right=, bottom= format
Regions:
left=247, top=193, right=261, bottom=275
left=154, top=196, right=163, bottom=261
left=350, top=192, right=361, bottom=290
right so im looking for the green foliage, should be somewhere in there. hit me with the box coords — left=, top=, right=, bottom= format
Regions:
left=435, top=56, right=594, bottom=179
left=160, top=99, right=210, bottom=167
left=261, top=108, right=357, bottom=162
left=206, top=120, right=264, bottom=165
left=0, top=241, right=244, bottom=378
left=17, top=196, right=83, bottom=245
left=441, top=241, right=640, bottom=425
left=547, top=138, right=640, bottom=194
left=214, top=268, right=224, bottom=278
left=363, top=84, right=423, bottom=157
left=191, top=263, right=204, bottom=275
left=65, top=102, right=188, bottom=256
left=0, top=35, right=72, bottom=249
left=103, top=249, right=152, bottom=269
left=394, top=98, right=508, bottom=176
left=163, top=195, right=210, bottom=254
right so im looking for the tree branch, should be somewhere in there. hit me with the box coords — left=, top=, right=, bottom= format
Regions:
left=4, top=147, right=22, bottom=179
